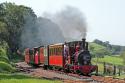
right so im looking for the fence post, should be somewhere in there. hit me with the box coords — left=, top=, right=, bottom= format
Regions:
left=113, top=65, right=116, bottom=75
left=118, top=68, right=121, bottom=76
left=103, top=62, right=106, bottom=75
left=96, top=66, right=98, bottom=75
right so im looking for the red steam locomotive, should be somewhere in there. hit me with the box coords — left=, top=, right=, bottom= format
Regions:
left=25, top=38, right=98, bottom=75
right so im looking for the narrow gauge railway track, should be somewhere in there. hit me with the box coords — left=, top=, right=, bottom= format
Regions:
left=15, top=62, right=101, bottom=83
left=15, top=62, right=125, bottom=83
left=48, top=70, right=102, bottom=83
left=52, top=70, right=125, bottom=83
left=16, top=65, right=34, bottom=74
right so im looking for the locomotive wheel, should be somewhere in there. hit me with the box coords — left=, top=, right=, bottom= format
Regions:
left=56, top=68, right=61, bottom=71
left=75, top=70, right=82, bottom=75
left=29, top=63, right=39, bottom=68
left=43, top=65, right=48, bottom=70
left=48, top=66, right=53, bottom=70
left=32, top=64, right=39, bottom=68
left=64, top=68, right=70, bottom=73
left=64, top=64, right=71, bottom=73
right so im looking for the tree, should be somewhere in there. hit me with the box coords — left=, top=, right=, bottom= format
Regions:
left=0, top=2, right=36, bottom=56
left=89, top=43, right=111, bottom=58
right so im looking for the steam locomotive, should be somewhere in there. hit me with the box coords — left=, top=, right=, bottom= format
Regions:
left=25, top=38, right=98, bottom=75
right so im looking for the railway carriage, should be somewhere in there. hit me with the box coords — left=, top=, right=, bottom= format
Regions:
left=25, top=38, right=98, bottom=75
left=25, top=46, right=45, bottom=66
left=49, top=43, right=64, bottom=67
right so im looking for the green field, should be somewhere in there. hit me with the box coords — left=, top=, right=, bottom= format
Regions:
left=0, top=73, right=61, bottom=83
left=92, top=55, right=125, bottom=78
left=92, top=55, right=124, bottom=66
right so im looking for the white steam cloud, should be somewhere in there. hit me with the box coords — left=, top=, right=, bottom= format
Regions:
left=44, top=6, right=87, bottom=41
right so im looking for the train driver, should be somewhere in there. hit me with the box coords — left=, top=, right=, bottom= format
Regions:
left=64, top=42, right=69, bottom=59
left=75, top=42, right=80, bottom=64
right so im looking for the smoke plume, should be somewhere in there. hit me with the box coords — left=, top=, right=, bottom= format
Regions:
left=20, top=6, right=87, bottom=49
left=36, top=17, right=65, bottom=45
left=44, top=6, right=87, bottom=41
left=20, top=15, right=64, bottom=49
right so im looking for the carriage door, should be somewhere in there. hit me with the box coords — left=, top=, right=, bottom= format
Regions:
left=25, top=48, right=30, bottom=63
left=34, top=48, right=39, bottom=64
left=29, top=49, right=34, bottom=64
left=39, top=47, right=44, bottom=64
left=44, top=46, right=49, bottom=66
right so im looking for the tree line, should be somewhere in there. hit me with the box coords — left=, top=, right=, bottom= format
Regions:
left=0, top=2, right=125, bottom=63
left=0, top=2, right=36, bottom=57
left=92, top=39, right=125, bottom=64
left=93, top=39, right=125, bottom=55
left=0, top=2, right=64, bottom=60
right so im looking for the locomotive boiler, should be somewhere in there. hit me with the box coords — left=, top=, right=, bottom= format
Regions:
left=25, top=38, right=98, bottom=75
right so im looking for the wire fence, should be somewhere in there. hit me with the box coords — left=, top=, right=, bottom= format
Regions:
left=93, top=61, right=125, bottom=77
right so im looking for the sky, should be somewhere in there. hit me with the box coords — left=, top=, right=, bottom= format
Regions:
left=0, top=0, right=125, bottom=45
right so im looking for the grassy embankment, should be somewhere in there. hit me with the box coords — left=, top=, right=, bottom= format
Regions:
left=0, top=45, right=61, bottom=83
left=0, top=73, right=61, bottom=83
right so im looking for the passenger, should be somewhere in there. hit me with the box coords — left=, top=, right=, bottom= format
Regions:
left=75, top=42, right=80, bottom=64
left=64, top=42, right=69, bottom=63
left=35, top=51, right=39, bottom=64
left=64, top=43, right=69, bottom=65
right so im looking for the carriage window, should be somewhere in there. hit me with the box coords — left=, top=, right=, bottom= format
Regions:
left=58, top=48, right=60, bottom=55
left=43, top=48, right=45, bottom=55
left=57, top=48, right=59, bottom=55
left=54, top=48, right=56, bottom=55
left=53, top=48, right=54, bottom=55
left=54, top=48, right=55, bottom=55
left=58, top=47, right=61, bottom=55
left=52, top=48, right=54, bottom=55
left=51, top=48, right=53, bottom=55
left=40, top=49, right=43, bottom=54
left=59, top=48, right=62, bottom=55
left=55, top=48, right=57, bottom=55
left=55, top=48, right=56, bottom=55
left=29, top=50, right=33, bottom=55
left=57, top=48, right=58, bottom=55
left=56, top=48, right=58, bottom=55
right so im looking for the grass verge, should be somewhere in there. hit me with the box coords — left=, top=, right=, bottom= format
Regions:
left=0, top=73, right=61, bottom=83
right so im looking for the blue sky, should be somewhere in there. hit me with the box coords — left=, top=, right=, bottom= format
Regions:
left=0, top=0, right=125, bottom=45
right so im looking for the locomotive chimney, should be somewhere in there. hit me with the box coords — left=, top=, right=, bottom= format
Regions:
left=85, top=42, right=88, bottom=51
left=82, top=38, right=86, bottom=50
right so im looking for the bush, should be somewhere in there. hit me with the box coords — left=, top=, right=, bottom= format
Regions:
left=0, top=56, right=9, bottom=63
left=10, top=62, right=16, bottom=67
left=0, top=47, right=7, bottom=57
left=10, top=52, right=24, bottom=63
left=0, top=61, right=15, bottom=72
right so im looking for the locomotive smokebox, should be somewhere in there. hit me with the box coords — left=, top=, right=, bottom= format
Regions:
left=82, top=38, right=86, bottom=50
